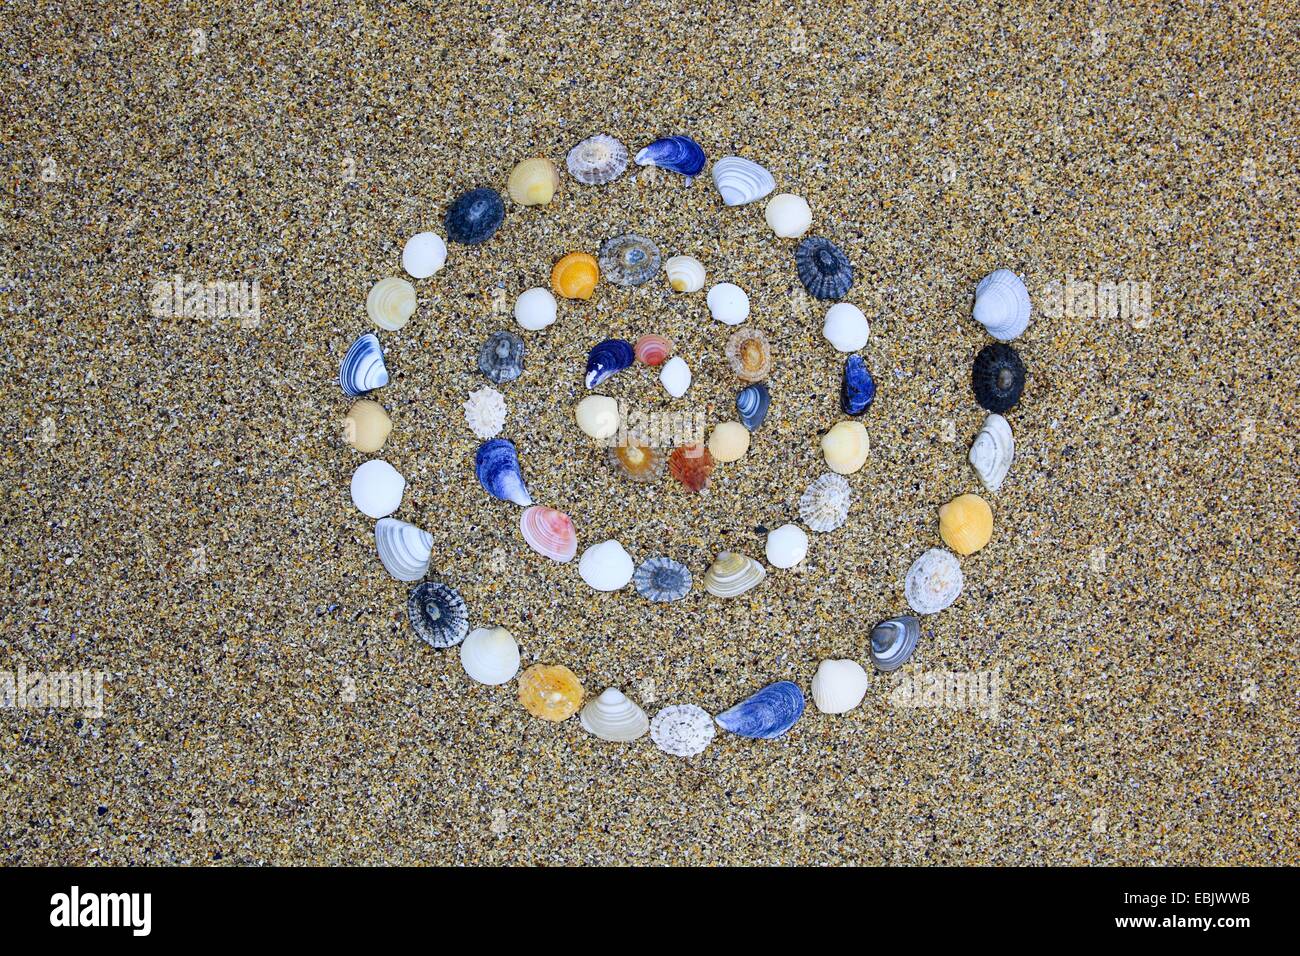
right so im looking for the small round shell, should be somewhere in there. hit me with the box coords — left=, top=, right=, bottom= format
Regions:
left=665, top=255, right=706, bottom=293
left=566, top=134, right=628, bottom=185
left=507, top=158, right=560, bottom=206
left=366, top=277, right=417, bottom=331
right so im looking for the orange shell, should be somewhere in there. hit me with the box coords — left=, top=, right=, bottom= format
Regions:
left=518, top=664, right=584, bottom=721
left=608, top=433, right=665, bottom=482
left=725, top=328, right=772, bottom=383
left=551, top=252, right=599, bottom=300
left=668, top=443, right=715, bottom=493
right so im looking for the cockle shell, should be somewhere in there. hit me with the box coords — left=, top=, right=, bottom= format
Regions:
left=634, top=135, right=706, bottom=176
left=463, top=386, right=507, bottom=439
left=972, top=343, right=1026, bottom=413
left=968, top=413, right=1014, bottom=492
left=608, top=432, right=665, bottom=482
left=665, top=255, right=705, bottom=292
left=474, top=438, right=532, bottom=506
left=821, top=421, right=870, bottom=475
left=707, top=282, right=749, bottom=325
left=725, top=327, right=771, bottom=382
left=401, top=231, right=447, bottom=279
left=870, top=615, right=920, bottom=671
left=711, top=156, right=776, bottom=206
left=599, top=233, right=662, bottom=286
left=406, top=580, right=469, bottom=649
left=366, top=277, right=417, bottom=332
left=514, top=287, right=557, bottom=331
left=585, top=338, right=635, bottom=388
left=633, top=556, right=692, bottom=602
left=460, top=626, right=520, bottom=685
left=374, top=517, right=432, bottom=581
left=575, top=394, right=621, bottom=440
left=811, top=660, right=870, bottom=714
left=708, top=421, right=750, bottom=463
left=579, top=540, right=634, bottom=592
left=938, top=493, right=993, bottom=556
left=345, top=399, right=391, bottom=452
left=518, top=664, right=584, bottom=721
left=477, top=331, right=525, bottom=384
left=659, top=356, right=692, bottom=397
left=350, top=459, right=405, bottom=518
left=840, top=355, right=876, bottom=416
left=736, top=382, right=770, bottom=431
left=507, top=158, right=559, bottom=206
left=715, top=681, right=805, bottom=739
left=799, top=473, right=851, bottom=533
left=566, top=134, right=628, bottom=185
left=339, top=332, right=389, bottom=397
left=551, top=252, right=599, bottom=300
left=973, top=269, right=1031, bottom=341
left=904, top=548, right=964, bottom=615
left=765, top=523, right=808, bottom=569
left=634, top=334, right=672, bottom=366
left=581, top=688, right=650, bottom=742
left=796, top=237, right=854, bottom=300
left=520, top=506, right=577, bottom=562
left=650, top=704, right=715, bottom=756
left=668, top=443, right=713, bottom=492
left=764, top=193, right=812, bottom=238
left=704, top=551, right=766, bottom=598
left=823, top=302, right=869, bottom=352
left=445, top=187, right=504, bottom=245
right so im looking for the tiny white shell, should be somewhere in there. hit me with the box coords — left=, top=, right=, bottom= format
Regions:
left=514, top=287, right=557, bottom=331
left=659, top=356, right=692, bottom=397
left=764, top=193, right=812, bottom=238
left=374, top=518, right=432, bottom=581
left=972, top=269, right=1031, bottom=341
left=904, top=548, right=964, bottom=615
left=350, top=459, right=406, bottom=518
left=665, top=255, right=706, bottom=293
left=707, top=282, right=750, bottom=325
left=580, top=688, right=649, bottom=742
left=765, top=523, right=809, bottom=569
left=650, top=704, right=716, bottom=756
left=578, top=540, right=634, bottom=591
left=366, top=277, right=417, bottom=332
left=823, top=303, right=870, bottom=352
left=575, top=395, right=620, bottom=440
left=463, top=386, right=507, bottom=439
left=460, top=627, right=520, bottom=686
left=811, top=659, right=870, bottom=714
left=402, top=232, right=447, bottom=279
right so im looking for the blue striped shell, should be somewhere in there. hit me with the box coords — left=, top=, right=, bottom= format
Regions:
left=585, top=338, right=635, bottom=389
left=736, top=382, right=770, bottom=431
left=870, top=615, right=920, bottom=672
left=714, top=681, right=805, bottom=739
left=474, top=438, right=532, bottom=506
left=339, top=332, right=389, bottom=397
left=634, top=136, right=707, bottom=177
left=840, top=355, right=876, bottom=415
left=795, top=237, right=854, bottom=300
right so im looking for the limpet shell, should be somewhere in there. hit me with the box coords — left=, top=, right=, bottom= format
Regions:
left=633, top=556, right=692, bottom=602
left=519, top=506, right=577, bottom=563
left=972, top=343, right=1026, bottom=413
left=938, top=493, right=993, bottom=556
left=811, top=660, right=870, bottom=714
left=581, top=688, right=650, bottom=743
left=821, top=421, right=870, bottom=475
left=796, top=237, right=854, bottom=301
left=406, top=581, right=469, bottom=649
left=460, top=626, right=520, bottom=686
left=518, top=664, right=584, bottom=721
left=598, top=233, right=662, bottom=287
left=507, top=157, right=560, bottom=206
left=704, top=551, right=766, bottom=598
left=904, top=548, right=964, bottom=615
left=366, top=276, right=417, bottom=332
left=969, top=413, right=1014, bottom=492
left=725, top=327, right=771, bottom=382
left=477, top=330, right=525, bottom=384
left=650, top=704, right=716, bottom=757
left=445, top=187, right=505, bottom=245
left=345, top=399, right=391, bottom=453
left=764, top=193, right=812, bottom=238
left=551, top=252, right=599, bottom=300
left=634, top=334, right=673, bottom=366
left=608, top=432, right=665, bottom=482
left=668, top=443, right=714, bottom=492
left=566, top=134, right=628, bottom=186
left=665, top=255, right=706, bottom=293
left=799, top=473, right=851, bottom=533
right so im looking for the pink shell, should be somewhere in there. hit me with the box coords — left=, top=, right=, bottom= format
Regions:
left=519, top=506, right=577, bottom=563
left=634, top=334, right=673, bottom=367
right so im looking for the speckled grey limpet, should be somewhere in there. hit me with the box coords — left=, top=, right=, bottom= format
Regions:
left=407, top=581, right=469, bottom=649
left=598, top=233, right=662, bottom=287
left=478, top=331, right=524, bottom=384
left=633, top=556, right=692, bottom=602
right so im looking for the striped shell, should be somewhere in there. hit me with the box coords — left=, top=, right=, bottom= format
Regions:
left=366, top=277, right=417, bottom=332
left=711, top=156, right=776, bottom=206
left=704, top=551, right=766, bottom=598
left=519, top=506, right=577, bottom=563
left=634, top=334, right=673, bottom=366
left=580, top=688, right=650, bottom=742
left=374, top=518, right=433, bottom=582
left=566, top=134, right=628, bottom=185
left=339, top=332, right=389, bottom=397
left=664, top=255, right=705, bottom=293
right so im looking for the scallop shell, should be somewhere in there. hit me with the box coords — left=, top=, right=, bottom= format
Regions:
left=634, top=135, right=706, bottom=176
left=514, top=287, right=557, bottom=331
left=665, top=255, right=705, bottom=293
left=578, top=539, right=635, bottom=592
left=973, top=269, right=1031, bottom=341
left=474, top=438, right=532, bottom=506
left=339, top=332, right=389, bottom=397
left=736, top=382, right=770, bottom=431
left=706, top=282, right=750, bottom=324
left=477, top=330, right=525, bottom=384
left=444, top=187, right=504, bottom=245
left=725, top=327, right=771, bottom=382
left=972, top=343, right=1026, bottom=413
left=520, top=506, right=577, bottom=563
left=799, top=473, right=851, bottom=533
left=518, top=664, right=584, bottom=721
left=632, top=556, right=692, bottom=602
left=576, top=394, right=621, bottom=440
left=551, top=252, right=600, bottom=300
left=704, top=551, right=766, bottom=598
left=715, top=681, right=805, bottom=739
left=650, top=704, right=716, bottom=756
left=460, top=626, right=520, bottom=685
left=585, top=338, right=635, bottom=388
left=581, top=688, right=650, bottom=742
left=463, top=386, right=507, bottom=439
left=406, top=580, right=469, bottom=649
left=599, top=233, right=662, bottom=287
left=904, top=548, right=964, bottom=615
left=840, top=355, right=876, bottom=416
left=968, top=413, right=1014, bottom=492
left=711, top=156, right=776, bottom=206
left=345, top=399, right=391, bottom=453
left=821, top=420, right=870, bottom=475
left=566, top=134, right=628, bottom=185
left=708, top=421, right=750, bottom=463
left=668, top=443, right=714, bottom=492
left=938, top=493, right=993, bottom=556
left=350, top=459, right=405, bottom=518
left=634, top=334, right=672, bottom=366
left=870, top=615, right=921, bottom=672
left=366, top=277, right=417, bottom=332
left=823, top=302, right=869, bottom=352
left=764, top=193, right=812, bottom=238
left=507, top=157, right=559, bottom=206
left=796, top=237, right=854, bottom=301
left=401, top=231, right=447, bottom=279
left=811, top=660, right=870, bottom=714
left=374, top=518, right=432, bottom=582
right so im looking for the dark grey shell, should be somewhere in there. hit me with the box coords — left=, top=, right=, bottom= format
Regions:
left=869, top=615, right=920, bottom=671
left=407, top=581, right=469, bottom=649
left=795, top=237, right=854, bottom=300
left=478, top=331, right=525, bottom=384
left=598, top=234, right=662, bottom=287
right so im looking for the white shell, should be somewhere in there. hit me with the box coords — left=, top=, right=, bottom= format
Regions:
left=463, top=386, right=507, bottom=439
left=366, top=277, right=417, bottom=331
left=459, top=627, right=520, bottom=686
left=374, top=518, right=432, bottom=581
left=764, top=193, right=812, bottom=238
left=765, top=523, right=809, bottom=569
left=401, top=232, right=447, bottom=279
left=711, top=156, right=776, bottom=206
left=799, top=473, right=851, bottom=533
left=665, top=255, right=705, bottom=293
left=972, top=269, right=1031, bottom=341
left=350, top=459, right=405, bottom=518
left=578, top=540, right=634, bottom=591
left=969, top=413, right=1014, bottom=492
left=514, top=287, right=557, bottom=331
left=823, top=303, right=870, bottom=352
left=904, top=548, right=964, bottom=615
left=575, top=395, right=620, bottom=440
left=706, top=283, right=750, bottom=325
left=650, top=704, right=716, bottom=756
left=811, top=659, right=870, bottom=714
left=580, top=688, right=649, bottom=742
left=659, top=356, right=692, bottom=397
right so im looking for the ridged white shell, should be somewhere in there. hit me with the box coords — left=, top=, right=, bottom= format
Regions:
left=659, top=356, right=692, bottom=397
left=972, top=269, right=1031, bottom=341
left=764, top=193, right=812, bottom=238
left=374, top=518, right=432, bottom=581
left=650, top=704, right=716, bottom=756
left=799, top=473, right=851, bottom=533
left=665, top=255, right=706, bottom=293
left=366, top=277, right=417, bottom=332
left=711, top=156, right=776, bottom=206
left=350, top=459, right=406, bottom=518
left=765, top=524, right=808, bottom=569
left=514, top=287, right=557, bottom=331
left=968, top=413, right=1014, bottom=492
left=811, top=659, right=870, bottom=714
left=704, top=551, right=766, bottom=598
left=904, top=548, right=964, bottom=615
left=402, top=232, right=447, bottom=279
left=578, top=540, right=634, bottom=591
left=580, top=688, right=649, bottom=742
left=706, top=283, right=749, bottom=325
left=459, top=627, right=520, bottom=686
left=463, top=386, right=507, bottom=439
left=822, top=303, right=869, bottom=352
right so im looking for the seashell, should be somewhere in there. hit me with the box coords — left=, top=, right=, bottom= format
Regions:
left=576, top=394, right=621, bottom=440
left=704, top=551, right=766, bottom=598
left=811, top=660, right=870, bottom=714
left=715, top=681, right=805, bottom=739
left=634, top=333, right=672, bottom=366
left=444, top=187, right=504, bottom=245
left=406, top=580, right=469, bottom=649
left=366, top=277, right=417, bottom=331
left=823, top=302, right=869, bottom=352
left=633, top=556, right=692, bottom=602
left=711, top=156, right=776, bottom=206
left=764, top=193, right=812, bottom=238
left=566, top=134, right=629, bottom=185
left=904, top=548, right=964, bottom=615
left=725, top=327, right=771, bottom=382
left=339, top=332, right=389, bottom=397
left=821, top=421, right=870, bottom=475
left=650, top=704, right=716, bottom=757
left=796, top=237, right=854, bottom=301
left=579, top=539, right=634, bottom=591
left=581, top=688, right=650, bottom=742
left=634, top=135, right=706, bottom=176
left=706, top=282, right=749, bottom=325
left=374, top=517, right=432, bottom=581
left=972, top=343, right=1026, bottom=413
left=518, top=664, right=584, bottom=721
left=973, top=269, right=1031, bottom=341
left=345, top=399, right=392, bottom=452
left=708, top=421, right=750, bottom=463
left=659, top=356, right=692, bottom=397
left=350, top=459, right=405, bottom=518
left=840, top=355, right=876, bottom=416
left=463, top=386, right=507, bottom=439
left=608, top=432, right=665, bottom=482
left=474, top=438, right=532, bottom=506
left=968, top=413, right=1014, bottom=492
left=599, top=233, right=662, bottom=287
left=520, top=506, right=576, bottom=563
left=938, top=493, right=993, bottom=556
left=477, top=330, right=525, bottom=384
left=585, top=338, right=635, bottom=388
left=736, top=382, right=770, bottom=431
left=665, top=255, right=706, bottom=293
left=870, top=615, right=920, bottom=672
left=765, top=523, right=808, bottom=569
left=799, top=473, right=851, bottom=533
left=459, top=626, right=520, bottom=685
left=668, top=443, right=714, bottom=492
left=401, top=231, right=447, bottom=279
left=514, top=287, right=557, bottom=332
left=551, top=252, right=600, bottom=300
left=507, top=157, right=559, bottom=206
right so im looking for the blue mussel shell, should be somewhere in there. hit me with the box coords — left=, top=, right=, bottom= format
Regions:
left=840, top=355, right=876, bottom=415
left=634, top=136, right=707, bottom=177
left=585, top=338, right=635, bottom=389
left=474, top=438, right=532, bottom=506
left=715, top=681, right=805, bottom=739
left=339, top=332, right=389, bottom=397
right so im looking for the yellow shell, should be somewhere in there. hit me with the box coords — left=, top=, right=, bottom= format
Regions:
left=366, top=276, right=416, bottom=331
left=551, top=252, right=599, bottom=300
left=708, top=421, right=750, bottom=462
left=821, top=421, right=869, bottom=475
left=507, top=158, right=559, bottom=206
left=345, top=400, right=391, bottom=453
left=938, top=493, right=993, bottom=555
left=518, top=664, right=584, bottom=721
